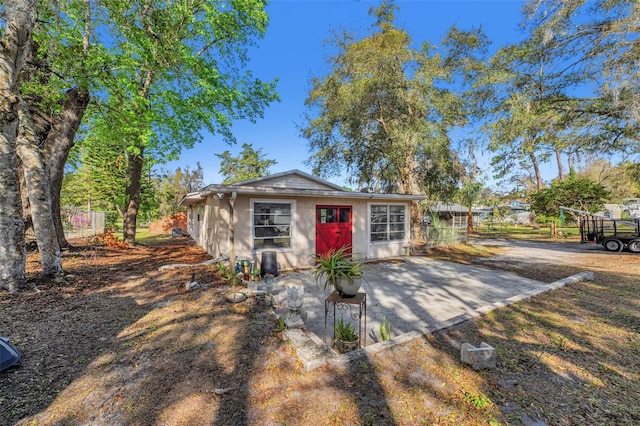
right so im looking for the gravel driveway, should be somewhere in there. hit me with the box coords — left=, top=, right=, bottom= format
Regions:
left=472, top=238, right=603, bottom=265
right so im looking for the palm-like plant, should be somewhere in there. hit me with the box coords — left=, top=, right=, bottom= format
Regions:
left=333, top=317, right=358, bottom=342
left=311, top=245, right=363, bottom=293
left=459, top=181, right=483, bottom=233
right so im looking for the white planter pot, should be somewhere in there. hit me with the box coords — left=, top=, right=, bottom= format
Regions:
left=335, top=276, right=363, bottom=298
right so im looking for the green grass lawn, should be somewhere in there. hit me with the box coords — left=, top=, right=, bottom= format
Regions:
left=112, top=227, right=174, bottom=244
left=474, top=224, right=581, bottom=241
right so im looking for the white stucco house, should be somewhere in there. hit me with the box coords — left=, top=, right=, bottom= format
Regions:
left=178, top=170, right=424, bottom=271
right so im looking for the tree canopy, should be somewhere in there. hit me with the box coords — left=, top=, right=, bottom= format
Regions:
left=216, top=143, right=276, bottom=184
left=0, top=0, right=278, bottom=289
left=484, top=0, right=640, bottom=191
left=530, top=171, right=609, bottom=222
left=76, top=0, right=278, bottom=244
left=301, top=1, right=486, bottom=199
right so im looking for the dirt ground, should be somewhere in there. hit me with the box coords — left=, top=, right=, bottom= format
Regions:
left=1, top=235, right=639, bottom=425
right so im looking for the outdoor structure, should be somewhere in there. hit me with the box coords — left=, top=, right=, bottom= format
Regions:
left=425, top=201, right=480, bottom=228
left=178, top=170, right=424, bottom=270
left=477, top=200, right=532, bottom=226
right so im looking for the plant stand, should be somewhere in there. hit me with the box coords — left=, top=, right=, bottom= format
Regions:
left=324, top=291, right=366, bottom=349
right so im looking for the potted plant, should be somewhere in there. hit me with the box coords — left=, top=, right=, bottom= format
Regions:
left=311, top=245, right=365, bottom=297
left=333, top=317, right=359, bottom=353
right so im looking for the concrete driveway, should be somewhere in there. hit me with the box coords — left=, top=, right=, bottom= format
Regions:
left=273, top=253, right=563, bottom=347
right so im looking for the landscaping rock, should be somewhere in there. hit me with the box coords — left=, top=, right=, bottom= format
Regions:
left=185, top=281, right=200, bottom=290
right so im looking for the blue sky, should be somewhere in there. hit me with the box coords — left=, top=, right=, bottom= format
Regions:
left=162, top=0, right=530, bottom=188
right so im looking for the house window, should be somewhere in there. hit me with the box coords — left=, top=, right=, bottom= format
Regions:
left=370, top=204, right=406, bottom=242
left=317, top=207, right=351, bottom=224
left=253, top=201, right=293, bottom=249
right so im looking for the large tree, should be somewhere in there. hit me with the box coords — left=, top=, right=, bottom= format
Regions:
left=577, top=159, right=640, bottom=202
left=20, top=0, right=96, bottom=249
left=216, top=142, right=276, bottom=184
left=483, top=0, right=640, bottom=193
left=521, top=0, right=640, bottom=154
left=302, top=1, right=484, bottom=232
left=87, top=0, right=277, bottom=245
left=0, top=0, right=38, bottom=291
left=530, top=171, right=609, bottom=221
left=16, top=97, right=62, bottom=276
left=154, top=163, right=204, bottom=217
left=484, top=26, right=576, bottom=191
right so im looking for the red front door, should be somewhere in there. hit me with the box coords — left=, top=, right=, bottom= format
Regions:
left=316, top=205, right=353, bottom=257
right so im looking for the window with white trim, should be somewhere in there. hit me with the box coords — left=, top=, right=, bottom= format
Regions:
left=370, top=204, right=406, bottom=242
left=253, top=201, right=292, bottom=249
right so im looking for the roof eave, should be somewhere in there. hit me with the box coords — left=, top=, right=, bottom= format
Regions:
left=194, top=186, right=425, bottom=201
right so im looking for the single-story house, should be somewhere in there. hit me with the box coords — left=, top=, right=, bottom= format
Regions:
left=477, top=200, right=532, bottom=226
left=423, top=202, right=480, bottom=228
left=178, top=170, right=424, bottom=271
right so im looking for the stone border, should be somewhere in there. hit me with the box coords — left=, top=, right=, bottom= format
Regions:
left=158, top=255, right=229, bottom=271
left=282, top=271, right=594, bottom=371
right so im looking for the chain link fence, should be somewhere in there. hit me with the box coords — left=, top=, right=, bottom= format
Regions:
left=422, top=224, right=469, bottom=248
left=61, top=208, right=106, bottom=239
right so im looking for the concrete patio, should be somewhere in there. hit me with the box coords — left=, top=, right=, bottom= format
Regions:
left=269, top=254, right=592, bottom=370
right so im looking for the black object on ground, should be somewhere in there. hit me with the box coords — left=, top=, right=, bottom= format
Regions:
left=260, top=251, right=279, bottom=277
left=0, top=337, right=21, bottom=372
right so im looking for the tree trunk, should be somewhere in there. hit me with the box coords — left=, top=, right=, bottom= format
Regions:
left=42, top=88, right=91, bottom=249
left=123, top=148, right=145, bottom=245
left=467, top=208, right=475, bottom=234
left=555, top=146, right=565, bottom=181
left=398, top=155, right=424, bottom=243
left=17, top=97, right=63, bottom=276
left=18, top=159, right=33, bottom=240
left=567, top=146, right=575, bottom=173
left=0, top=117, right=27, bottom=292
left=0, top=0, right=37, bottom=291
left=528, top=150, right=544, bottom=191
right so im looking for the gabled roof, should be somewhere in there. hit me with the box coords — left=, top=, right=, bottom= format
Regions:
left=429, top=202, right=481, bottom=214
left=178, top=169, right=425, bottom=207
left=230, top=169, right=346, bottom=191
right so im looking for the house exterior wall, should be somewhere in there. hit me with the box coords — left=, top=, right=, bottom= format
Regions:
left=186, top=196, right=230, bottom=259
left=186, top=205, right=200, bottom=240
left=203, top=196, right=229, bottom=258
left=187, top=194, right=412, bottom=271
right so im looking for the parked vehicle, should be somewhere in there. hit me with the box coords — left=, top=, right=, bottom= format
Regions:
left=561, top=206, right=640, bottom=253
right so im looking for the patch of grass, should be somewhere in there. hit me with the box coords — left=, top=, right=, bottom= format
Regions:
left=136, top=230, right=174, bottom=244
left=434, top=263, right=640, bottom=425
left=426, top=243, right=503, bottom=264
left=109, top=228, right=176, bottom=244
left=474, top=224, right=581, bottom=242
left=462, top=390, right=492, bottom=410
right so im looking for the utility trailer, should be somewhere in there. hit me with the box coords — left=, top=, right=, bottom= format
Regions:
left=560, top=206, right=640, bottom=253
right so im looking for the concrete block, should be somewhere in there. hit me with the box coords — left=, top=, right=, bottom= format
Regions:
left=284, top=329, right=328, bottom=371
left=461, top=341, right=497, bottom=370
